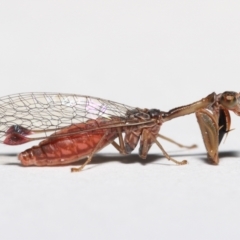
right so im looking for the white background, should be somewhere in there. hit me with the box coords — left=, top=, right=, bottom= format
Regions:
left=0, top=1, right=240, bottom=239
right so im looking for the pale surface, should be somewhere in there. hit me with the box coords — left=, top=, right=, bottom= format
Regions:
left=1, top=1, right=240, bottom=240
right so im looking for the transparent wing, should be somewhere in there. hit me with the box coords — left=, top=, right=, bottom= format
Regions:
left=0, top=92, right=136, bottom=143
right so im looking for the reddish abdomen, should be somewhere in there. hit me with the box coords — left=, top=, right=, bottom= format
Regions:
left=18, top=120, right=119, bottom=166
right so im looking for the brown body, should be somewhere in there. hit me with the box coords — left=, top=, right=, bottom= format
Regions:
left=0, top=91, right=224, bottom=172
left=16, top=93, right=215, bottom=170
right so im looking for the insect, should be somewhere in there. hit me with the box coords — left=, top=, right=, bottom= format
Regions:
left=0, top=92, right=214, bottom=172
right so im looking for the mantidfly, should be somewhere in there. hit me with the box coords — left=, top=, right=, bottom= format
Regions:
left=0, top=92, right=216, bottom=172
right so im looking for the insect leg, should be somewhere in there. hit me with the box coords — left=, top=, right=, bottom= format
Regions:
left=140, top=129, right=187, bottom=165
left=196, top=109, right=219, bottom=164
left=154, top=138, right=188, bottom=165
left=71, top=132, right=108, bottom=172
left=157, top=133, right=197, bottom=149
left=218, top=108, right=231, bottom=145
left=111, top=128, right=127, bottom=155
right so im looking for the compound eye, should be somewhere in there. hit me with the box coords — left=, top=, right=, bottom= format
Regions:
left=220, top=92, right=237, bottom=108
